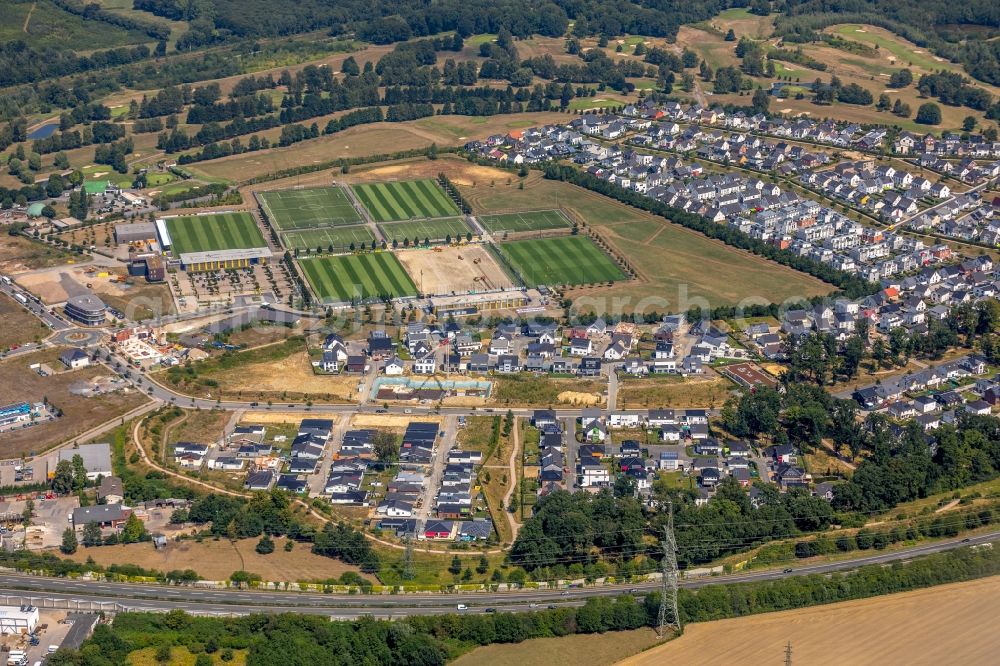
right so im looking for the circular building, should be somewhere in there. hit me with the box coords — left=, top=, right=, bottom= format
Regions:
left=64, top=294, right=107, bottom=326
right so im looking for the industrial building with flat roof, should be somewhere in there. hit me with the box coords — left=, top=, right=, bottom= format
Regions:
left=114, top=221, right=158, bottom=245
left=58, top=442, right=113, bottom=480
left=64, top=293, right=106, bottom=326
left=0, top=606, right=39, bottom=634
left=0, top=402, right=31, bottom=428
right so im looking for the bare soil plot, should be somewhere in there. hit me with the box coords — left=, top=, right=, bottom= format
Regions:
left=352, top=413, right=439, bottom=429
left=63, top=536, right=362, bottom=582
left=0, top=348, right=148, bottom=457
left=0, top=293, right=48, bottom=349
left=244, top=411, right=341, bottom=425
left=621, top=576, right=1000, bottom=666
left=395, top=245, right=513, bottom=295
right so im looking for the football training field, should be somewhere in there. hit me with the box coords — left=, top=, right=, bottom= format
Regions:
left=164, top=212, right=267, bottom=256
left=378, top=217, right=472, bottom=243
left=282, top=226, right=376, bottom=251
left=352, top=180, right=460, bottom=223
left=299, top=253, right=417, bottom=302
left=495, top=236, right=627, bottom=287
left=258, top=187, right=363, bottom=229
left=477, top=210, right=570, bottom=234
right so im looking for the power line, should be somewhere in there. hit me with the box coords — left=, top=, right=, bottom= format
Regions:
left=402, top=535, right=415, bottom=581
left=658, top=500, right=681, bottom=638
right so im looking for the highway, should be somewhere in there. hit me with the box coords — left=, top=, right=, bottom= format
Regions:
left=0, top=531, right=993, bottom=617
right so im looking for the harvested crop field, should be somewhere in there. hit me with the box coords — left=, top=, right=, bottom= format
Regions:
left=64, top=536, right=362, bottom=583
left=378, top=217, right=472, bottom=244
left=164, top=212, right=267, bottom=255
left=258, top=185, right=362, bottom=229
left=352, top=179, right=460, bottom=222
left=621, top=576, right=1000, bottom=666
left=299, top=253, right=417, bottom=302
left=495, top=236, right=627, bottom=287
left=395, top=245, right=512, bottom=295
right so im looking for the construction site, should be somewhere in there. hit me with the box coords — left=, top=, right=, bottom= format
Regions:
left=395, top=245, right=514, bottom=296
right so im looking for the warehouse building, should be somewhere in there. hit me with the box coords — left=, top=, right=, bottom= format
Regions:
left=0, top=606, right=39, bottom=634
left=114, top=222, right=158, bottom=245
left=58, top=442, right=113, bottom=480
left=64, top=294, right=107, bottom=326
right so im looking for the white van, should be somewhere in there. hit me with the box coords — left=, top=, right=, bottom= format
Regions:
left=456, top=604, right=468, bottom=611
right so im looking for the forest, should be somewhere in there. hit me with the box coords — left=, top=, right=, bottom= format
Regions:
left=132, top=0, right=748, bottom=47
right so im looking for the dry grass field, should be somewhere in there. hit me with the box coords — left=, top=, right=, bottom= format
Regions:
left=491, top=376, right=606, bottom=408
left=173, top=349, right=363, bottom=403
left=64, top=536, right=362, bottom=582
left=0, top=348, right=149, bottom=457
left=0, top=234, right=76, bottom=275
left=567, top=215, right=832, bottom=313
left=453, top=628, right=663, bottom=666
left=621, top=576, right=1000, bottom=666
left=0, top=293, right=49, bottom=349
left=188, top=112, right=564, bottom=183
left=396, top=245, right=513, bottom=295
left=617, top=375, right=734, bottom=409
left=166, top=409, right=231, bottom=449
left=438, top=157, right=833, bottom=310
left=127, top=647, right=248, bottom=666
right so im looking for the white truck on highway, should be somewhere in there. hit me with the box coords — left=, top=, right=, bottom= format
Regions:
left=0, top=275, right=10, bottom=285
left=13, top=293, right=27, bottom=305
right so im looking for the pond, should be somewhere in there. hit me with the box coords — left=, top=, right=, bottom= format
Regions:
left=27, top=123, right=58, bottom=140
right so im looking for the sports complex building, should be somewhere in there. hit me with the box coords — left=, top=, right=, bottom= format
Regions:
left=156, top=213, right=272, bottom=273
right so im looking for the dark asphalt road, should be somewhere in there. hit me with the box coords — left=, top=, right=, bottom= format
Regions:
left=0, top=531, right=993, bottom=618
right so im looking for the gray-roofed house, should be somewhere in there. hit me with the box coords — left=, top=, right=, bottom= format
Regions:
left=72, top=504, right=128, bottom=529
